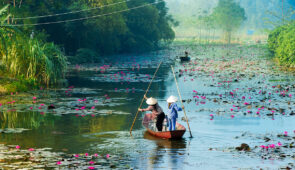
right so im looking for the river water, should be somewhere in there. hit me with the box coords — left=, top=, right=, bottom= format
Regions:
left=0, top=44, right=295, bottom=169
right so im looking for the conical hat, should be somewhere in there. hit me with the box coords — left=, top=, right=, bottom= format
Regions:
left=146, top=97, right=157, bottom=105
left=167, top=95, right=178, bottom=103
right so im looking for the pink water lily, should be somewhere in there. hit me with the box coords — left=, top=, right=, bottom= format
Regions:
left=88, top=167, right=95, bottom=170
left=56, top=161, right=61, bottom=165
left=277, top=142, right=282, bottom=146
left=75, top=154, right=79, bottom=158
left=16, top=145, right=20, bottom=149
left=284, top=131, right=288, bottom=136
left=106, top=154, right=110, bottom=158
left=89, top=161, right=95, bottom=165
left=28, top=148, right=35, bottom=151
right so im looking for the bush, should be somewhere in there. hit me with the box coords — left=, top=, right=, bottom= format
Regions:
left=275, top=25, right=295, bottom=66
left=268, top=22, right=295, bottom=67
left=268, top=25, right=287, bottom=54
left=70, top=48, right=99, bottom=64
left=4, top=77, right=38, bottom=93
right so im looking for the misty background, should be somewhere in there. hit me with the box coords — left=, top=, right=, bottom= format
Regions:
left=166, top=0, right=295, bottom=38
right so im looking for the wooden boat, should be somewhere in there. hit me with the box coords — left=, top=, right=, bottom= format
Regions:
left=142, top=113, right=186, bottom=139
left=179, top=56, right=190, bottom=62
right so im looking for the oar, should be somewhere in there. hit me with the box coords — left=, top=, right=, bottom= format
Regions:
left=171, top=65, right=193, bottom=138
left=129, top=61, right=162, bottom=136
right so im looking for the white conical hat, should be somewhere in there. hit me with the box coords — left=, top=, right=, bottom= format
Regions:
left=167, top=96, right=178, bottom=103
left=146, top=97, right=158, bottom=105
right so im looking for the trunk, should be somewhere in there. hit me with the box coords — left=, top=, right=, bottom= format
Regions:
left=19, top=0, right=23, bottom=8
left=225, top=31, right=231, bottom=44
left=213, top=29, right=215, bottom=42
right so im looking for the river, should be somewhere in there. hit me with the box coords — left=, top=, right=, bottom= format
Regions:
left=0, top=44, right=294, bottom=169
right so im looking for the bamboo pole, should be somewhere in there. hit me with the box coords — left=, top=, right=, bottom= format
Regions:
left=129, top=61, right=162, bottom=136
left=171, top=65, right=193, bottom=138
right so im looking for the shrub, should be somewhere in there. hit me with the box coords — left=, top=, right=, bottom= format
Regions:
left=268, top=22, right=295, bottom=67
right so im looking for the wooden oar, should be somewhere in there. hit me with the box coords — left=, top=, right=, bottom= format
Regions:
left=129, top=61, right=162, bottom=136
left=171, top=65, right=193, bottom=138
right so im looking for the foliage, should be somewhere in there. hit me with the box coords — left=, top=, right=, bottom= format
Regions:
left=3, top=77, right=38, bottom=93
left=2, top=0, right=176, bottom=56
left=209, top=0, right=246, bottom=43
left=268, top=21, right=295, bottom=67
left=0, top=6, right=67, bottom=87
left=267, top=25, right=288, bottom=54
left=70, top=48, right=99, bottom=64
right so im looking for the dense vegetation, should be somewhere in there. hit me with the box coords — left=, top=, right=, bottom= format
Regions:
left=268, top=21, right=295, bottom=67
left=3, top=0, right=175, bottom=60
left=0, top=0, right=175, bottom=92
left=0, top=5, right=67, bottom=92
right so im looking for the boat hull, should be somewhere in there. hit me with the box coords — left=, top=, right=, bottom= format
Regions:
left=180, top=57, right=190, bottom=62
left=142, top=114, right=186, bottom=139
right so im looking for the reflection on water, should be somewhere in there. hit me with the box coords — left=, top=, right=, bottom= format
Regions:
left=144, top=131, right=187, bottom=169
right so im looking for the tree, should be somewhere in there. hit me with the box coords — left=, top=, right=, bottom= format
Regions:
left=210, top=0, right=246, bottom=43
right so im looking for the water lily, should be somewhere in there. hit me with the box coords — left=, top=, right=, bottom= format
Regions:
left=56, top=161, right=61, bottom=165
left=284, top=131, right=288, bottom=136
left=16, top=145, right=20, bottom=149
left=28, top=148, right=34, bottom=151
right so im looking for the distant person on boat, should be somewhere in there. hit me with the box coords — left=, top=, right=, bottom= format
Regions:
left=138, top=95, right=165, bottom=132
left=167, top=96, right=184, bottom=131
left=185, top=51, right=189, bottom=57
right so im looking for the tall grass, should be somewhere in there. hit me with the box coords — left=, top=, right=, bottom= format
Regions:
left=0, top=5, right=67, bottom=86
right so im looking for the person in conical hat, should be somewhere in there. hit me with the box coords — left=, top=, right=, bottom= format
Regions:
left=166, top=95, right=184, bottom=131
left=139, top=95, right=165, bottom=132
